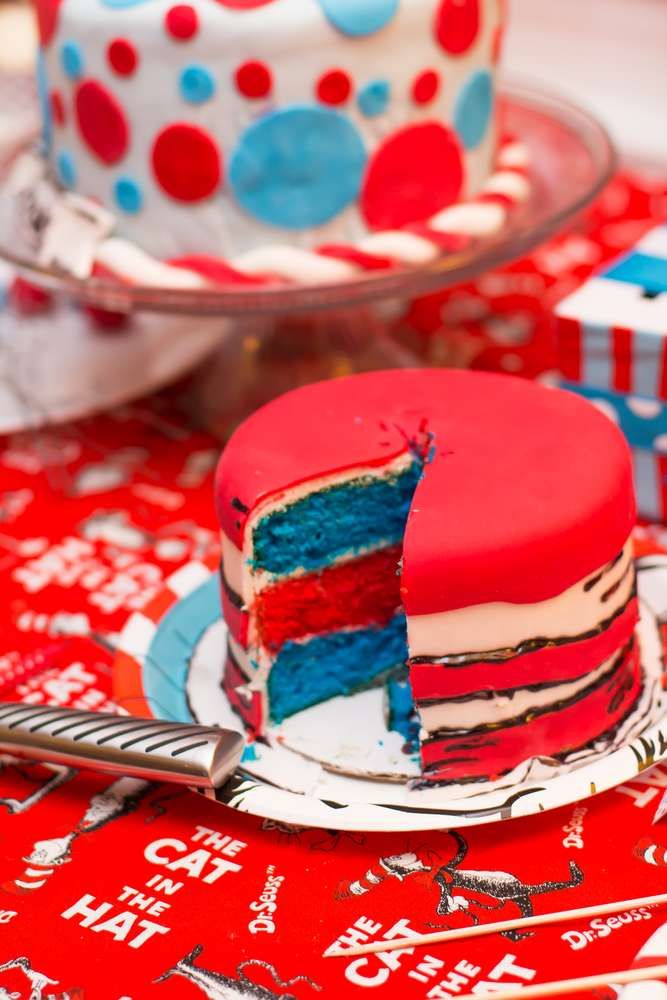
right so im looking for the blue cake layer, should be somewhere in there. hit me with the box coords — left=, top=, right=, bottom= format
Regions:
left=268, top=614, right=408, bottom=722
left=252, top=462, right=421, bottom=576
left=387, top=676, right=420, bottom=752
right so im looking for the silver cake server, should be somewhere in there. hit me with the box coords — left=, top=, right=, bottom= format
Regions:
left=0, top=702, right=244, bottom=789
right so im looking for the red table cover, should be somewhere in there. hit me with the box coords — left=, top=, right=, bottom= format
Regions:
left=0, top=171, right=666, bottom=999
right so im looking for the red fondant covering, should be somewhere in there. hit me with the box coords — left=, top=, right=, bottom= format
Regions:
left=107, top=38, right=139, bottom=77
left=215, top=370, right=636, bottom=616
left=50, top=90, right=65, bottom=126
left=361, top=122, right=464, bottom=230
left=434, top=0, right=480, bottom=56
left=75, top=80, right=129, bottom=166
left=255, top=545, right=403, bottom=651
left=220, top=580, right=249, bottom=648
left=317, top=69, right=353, bottom=106
left=152, top=123, right=221, bottom=202
left=168, top=255, right=269, bottom=286
left=235, top=60, right=273, bottom=99
left=420, top=642, right=642, bottom=784
left=410, top=597, right=639, bottom=702
left=213, top=0, right=278, bottom=8
left=34, top=0, right=62, bottom=46
left=224, top=650, right=264, bottom=734
left=412, top=69, right=440, bottom=105
left=165, top=4, right=199, bottom=39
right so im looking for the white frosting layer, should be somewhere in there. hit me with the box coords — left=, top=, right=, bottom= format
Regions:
left=417, top=649, right=621, bottom=734
left=407, top=537, right=635, bottom=658
left=430, top=201, right=506, bottom=236
left=233, top=246, right=357, bottom=284
left=96, top=239, right=207, bottom=289
left=42, top=0, right=502, bottom=260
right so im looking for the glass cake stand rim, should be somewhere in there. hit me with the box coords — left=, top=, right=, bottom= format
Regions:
left=0, top=80, right=617, bottom=317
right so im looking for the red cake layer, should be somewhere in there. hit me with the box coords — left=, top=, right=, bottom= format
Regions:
left=254, top=546, right=403, bottom=651
left=420, top=642, right=642, bottom=784
left=220, top=569, right=248, bottom=647
left=224, top=648, right=263, bottom=735
left=409, top=595, right=639, bottom=702
left=216, top=370, right=635, bottom=616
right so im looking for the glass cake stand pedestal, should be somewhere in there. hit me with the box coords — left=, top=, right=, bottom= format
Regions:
left=0, top=84, right=615, bottom=437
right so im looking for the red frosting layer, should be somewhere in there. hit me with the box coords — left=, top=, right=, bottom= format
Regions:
left=420, top=642, right=642, bottom=784
left=255, top=546, right=402, bottom=651
left=410, top=596, right=639, bottom=702
left=224, top=649, right=263, bottom=735
left=220, top=575, right=248, bottom=647
left=216, top=371, right=636, bottom=616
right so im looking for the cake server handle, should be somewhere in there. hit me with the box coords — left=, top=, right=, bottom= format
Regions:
left=0, top=702, right=244, bottom=789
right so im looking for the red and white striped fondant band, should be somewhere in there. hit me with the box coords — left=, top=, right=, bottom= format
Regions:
left=92, top=138, right=530, bottom=290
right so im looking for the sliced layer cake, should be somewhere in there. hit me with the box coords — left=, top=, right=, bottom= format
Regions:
left=215, top=370, right=640, bottom=784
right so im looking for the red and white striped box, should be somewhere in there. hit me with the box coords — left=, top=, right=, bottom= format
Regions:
left=555, top=224, right=667, bottom=399
left=555, top=224, right=667, bottom=523
left=632, top=446, right=667, bottom=524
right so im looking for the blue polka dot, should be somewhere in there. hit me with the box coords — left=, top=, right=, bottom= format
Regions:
left=358, top=79, right=390, bottom=118
left=179, top=65, right=216, bottom=105
left=56, top=151, right=77, bottom=189
left=229, top=105, right=367, bottom=230
left=114, top=176, right=144, bottom=215
left=36, top=49, right=52, bottom=154
left=318, top=0, right=398, bottom=36
left=454, top=70, right=493, bottom=150
left=61, top=40, right=84, bottom=80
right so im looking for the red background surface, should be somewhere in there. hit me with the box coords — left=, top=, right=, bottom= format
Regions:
left=0, top=170, right=666, bottom=998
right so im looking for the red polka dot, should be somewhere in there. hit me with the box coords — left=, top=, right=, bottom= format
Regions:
left=317, top=69, right=352, bottom=106
left=235, top=61, right=272, bottom=99
left=10, top=277, right=53, bottom=314
left=107, top=38, right=138, bottom=76
left=152, top=123, right=221, bottom=202
left=85, top=305, right=129, bottom=331
left=75, top=80, right=129, bottom=166
left=434, top=0, right=480, bottom=55
left=412, top=69, right=440, bottom=105
left=492, top=24, right=505, bottom=62
left=361, top=122, right=464, bottom=230
left=50, top=90, right=65, bottom=127
left=34, top=0, right=62, bottom=46
left=165, top=5, right=199, bottom=40
left=211, top=0, right=277, bottom=7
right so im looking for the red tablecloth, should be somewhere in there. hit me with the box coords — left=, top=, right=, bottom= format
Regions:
left=0, top=171, right=666, bottom=999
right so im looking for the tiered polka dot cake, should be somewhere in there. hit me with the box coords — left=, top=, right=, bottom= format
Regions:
left=216, top=370, right=641, bottom=785
left=34, top=0, right=508, bottom=267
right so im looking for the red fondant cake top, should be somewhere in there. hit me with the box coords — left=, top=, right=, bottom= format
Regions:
left=215, top=370, right=636, bottom=615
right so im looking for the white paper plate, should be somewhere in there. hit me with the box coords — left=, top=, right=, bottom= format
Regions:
left=0, top=286, right=224, bottom=432
left=114, top=552, right=667, bottom=832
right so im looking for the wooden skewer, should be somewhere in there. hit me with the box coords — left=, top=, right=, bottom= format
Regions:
left=324, top=891, right=667, bottom=958
left=455, top=963, right=667, bottom=1000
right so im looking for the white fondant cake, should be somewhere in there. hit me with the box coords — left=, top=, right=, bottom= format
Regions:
left=34, top=0, right=506, bottom=264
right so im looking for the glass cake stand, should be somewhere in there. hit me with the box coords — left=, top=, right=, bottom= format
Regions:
left=0, top=83, right=616, bottom=436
